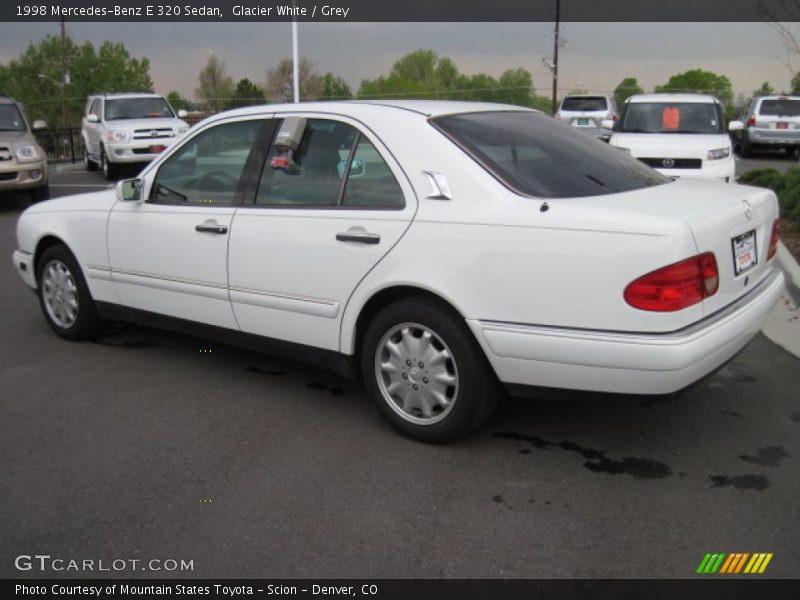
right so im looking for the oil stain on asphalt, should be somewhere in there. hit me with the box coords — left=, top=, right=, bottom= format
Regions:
left=494, top=431, right=673, bottom=479
left=708, top=474, right=769, bottom=491
left=739, top=446, right=790, bottom=467
left=245, top=366, right=287, bottom=376
left=307, top=381, right=347, bottom=396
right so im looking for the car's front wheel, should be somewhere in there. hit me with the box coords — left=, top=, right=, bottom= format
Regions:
left=361, top=297, right=500, bottom=443
left=37, top=244, right=103, bottom=341
left=100, top=144, right=117, bottom=180
left=84, top=145, right=98, bottom=172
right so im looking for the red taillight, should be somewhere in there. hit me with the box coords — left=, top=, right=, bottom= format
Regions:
left=747, top=116, right=756, bottom=127
left=624, top=253, right=719, bottom=312
left=767, top=220, right=780, bottom=260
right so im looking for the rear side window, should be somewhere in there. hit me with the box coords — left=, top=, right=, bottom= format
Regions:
left=758, top=99, right=800, bottom=117
left=560, top=97, right=608, bottom=112
left=432, top=111, right=668, bottom=198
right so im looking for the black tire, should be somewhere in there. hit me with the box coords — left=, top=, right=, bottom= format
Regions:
left=29, top=184, right=50, bottom=203
left=37, top=244, right=103, bottom=341
left=84, top=144, right=98, bottom=171
left=740, top=134, right=753, bottom=158
left=361, top=297, right=500, bottom=443
left=100, top=144, right=117, bottom=180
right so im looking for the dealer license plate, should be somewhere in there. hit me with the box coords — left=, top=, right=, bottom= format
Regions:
left=149, top=144, right=166, bottom=154
left=776, top=122, right=789, bottom=129
left=732, top=230, right=757, bottom=275
left=575, top=118, right=590, bottom=126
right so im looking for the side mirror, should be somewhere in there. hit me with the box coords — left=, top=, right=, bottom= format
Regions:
left=86, top=114, right=99, bottom=123
left=32, top=119, right=48, bottom=131
left=116, top=178, right=142, bottom=202
left=600, top=119, right=615, bottom=130
left=728, top=120, right=744, bottom=132
left=177, top=109, right=188, bottom=118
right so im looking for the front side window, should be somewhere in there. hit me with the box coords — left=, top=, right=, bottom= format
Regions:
left=151, top=120, right=264, bottom=206
left=0, top=104, right=26, bottom=131
left=619, top=102, right=724, bottom=134
left=433, top=111, right=668, bottom=199
left=105, top=97, right=174, bottom=121
left=256, top=118, right=404, bottom=208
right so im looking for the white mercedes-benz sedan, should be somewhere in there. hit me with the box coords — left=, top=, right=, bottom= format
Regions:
left=12, top=101, right=785, bottom=442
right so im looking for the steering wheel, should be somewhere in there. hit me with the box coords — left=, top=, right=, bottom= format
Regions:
left=192, top=170, right=239, bottom=198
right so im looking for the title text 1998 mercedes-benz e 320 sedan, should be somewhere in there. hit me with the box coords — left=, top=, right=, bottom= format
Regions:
left=13, top=101, right=785, bottom=442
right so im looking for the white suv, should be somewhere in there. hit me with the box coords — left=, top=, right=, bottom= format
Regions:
left=556, top=95, right=618, bottom=139
left=81, top=92, right=189, bottom=180
left=606, top=94, right=743, bottom=183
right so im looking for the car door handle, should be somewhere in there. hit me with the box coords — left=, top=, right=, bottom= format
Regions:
left=336, top=232, right=380, bottom=244
left=195, top=224, right=228, bottom=234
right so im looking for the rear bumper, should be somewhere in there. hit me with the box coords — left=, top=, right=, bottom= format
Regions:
left=468, top=268, right=785, bottom=395
left=748, top=128, right=800, bottom=146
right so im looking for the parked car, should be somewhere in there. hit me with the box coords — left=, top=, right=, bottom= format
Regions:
left=81, top=92, right=190, bottom=180
left=0, top=93, right=49, bottom=201
left=13, top=101, right=784, bottom=442
left=734, top=94, right=800, bottom=157
left=555, top=94, right=618, bottom=140
left=605, top=94, right=742, bottom=183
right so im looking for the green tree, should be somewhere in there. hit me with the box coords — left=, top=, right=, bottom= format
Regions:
left=318, top=73, right=352, bottom=100
left=265, top=57, right=320, bottom=102
left=655, top=69, right=734, bottom=109
left=0, top=34, right=152, bottom=127
left=166, top=90, right=191, bottom=112
left=755, top=81, right=774, bottom=95
left=225, top=78, right=264, bottom=109
left=613, top=77, right=644, bottom=107
left=195, top=55, right=233, bottom=112
left=792, top=73, right=800, bottom=93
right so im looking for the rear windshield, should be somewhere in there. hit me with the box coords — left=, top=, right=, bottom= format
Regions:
left=104, top=97, right=174, bottom=120
left=432, top=111, right=668, bottom=198
left=758, top=99, right=800, bottom=117
left=0, top=103, right=26, bottom=131
left=619, top=102, right=724, bottom=134
left=560, top=96, right=608, bottom=112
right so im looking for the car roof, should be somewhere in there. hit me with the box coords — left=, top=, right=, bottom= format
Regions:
left=0, top=95, right=18, bottom=105
left=754, top=95, right=800, bottom=101
left=217, top=99, right=537, bottom=120
left=627, top=93, right=719, bottom=104
left=89, top=92, right=162, bottom=100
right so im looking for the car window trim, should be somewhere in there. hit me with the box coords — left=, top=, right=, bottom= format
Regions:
left=248, top=117, right=405, bottom=211
left=147, top=118, right=270, bottom=207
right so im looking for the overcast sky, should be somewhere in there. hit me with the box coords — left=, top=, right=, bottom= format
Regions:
left=0, top=22, right=793, bottom=101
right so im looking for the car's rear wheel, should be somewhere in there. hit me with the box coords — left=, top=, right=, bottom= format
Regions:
left=100, top=144, right=117, bottom=180
left=361, top=297, right=500, bottom=443
left=740, top=134, right=754, bottom=158
left=37, top=244, right=103, bottom=341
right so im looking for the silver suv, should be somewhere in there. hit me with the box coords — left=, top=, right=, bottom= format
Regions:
left=0, top=94, right=49, bottom=201
left=556, top=94, right=618, bottom=140
left=82, top=92, right=189, bottom=180
left=735, top=94, right=800, bottom=157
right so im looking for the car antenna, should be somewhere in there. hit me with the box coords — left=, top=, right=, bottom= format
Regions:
left=540, top=201, right=549, bottom=212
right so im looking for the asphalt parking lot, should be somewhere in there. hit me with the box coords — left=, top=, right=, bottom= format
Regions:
left=1, top=163, right=799, bottom=579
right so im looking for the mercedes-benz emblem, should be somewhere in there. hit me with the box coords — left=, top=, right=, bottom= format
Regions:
left=662, top=158, right=675, bottom=168
left=742, top=199, right=752, bottom=220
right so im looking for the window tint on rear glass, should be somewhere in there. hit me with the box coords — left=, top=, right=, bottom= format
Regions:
left=432, top=111, right=668, bottom=198
left=758, top=99, right=800, bottom=117
left=560, top=97, right=607, bottom=111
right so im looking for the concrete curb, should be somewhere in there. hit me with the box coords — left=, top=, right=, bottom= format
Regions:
left=776, top=240, right=800, bottom=305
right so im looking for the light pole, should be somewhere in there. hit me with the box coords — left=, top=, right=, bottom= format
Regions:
left=292, top=0, right=299, bottom=103
left=38, top=74, right=68, bottom=128
left=551, top=0, right=560, bottom=115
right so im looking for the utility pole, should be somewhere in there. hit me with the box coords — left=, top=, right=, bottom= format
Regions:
left=551, top=0, right=560, bottom=115
left=292, top=0, right=299, bottom=103
left=59, top=15, right=68, bottom=127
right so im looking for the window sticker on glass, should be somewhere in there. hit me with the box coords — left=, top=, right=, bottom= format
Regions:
left=662, top=106, right=680, bottom=130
